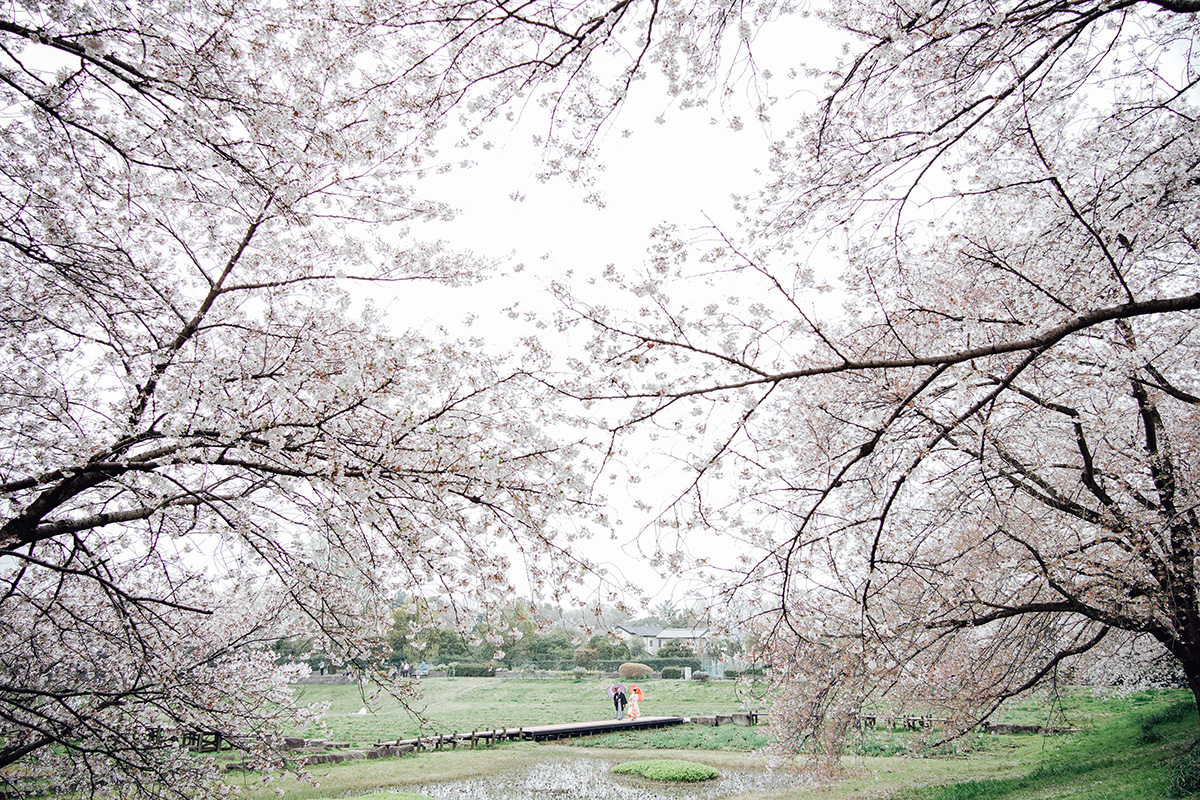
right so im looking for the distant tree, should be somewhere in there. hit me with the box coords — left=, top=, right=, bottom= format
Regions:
left=524, top=629, right=576, bottom=669
left=591, top=633, right=632, bottom=662
left=426, top=628, right=474, bottom=663
left=701, top=638, right=738, bottom=659
left=655, top=640, right=695, bottom=659
left=572, top=633, right=630, bottom=668
left=629, top=605, right=698, bottom=629
left=629, top=636, right=648, bottom=658
left=573, top=645, right=601, bottom=669
left=388, top=601, right=493, bottom=665
left=578, top=633, right=633, bottom=662
left=471, top=603, right=542, bottom=667
left=273, top=637, right=315, bottom=665
left=648, top=602, right=702, bottom=628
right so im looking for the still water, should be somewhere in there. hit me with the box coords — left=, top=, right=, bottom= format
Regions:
left=409, top=756, right=802, bottom=800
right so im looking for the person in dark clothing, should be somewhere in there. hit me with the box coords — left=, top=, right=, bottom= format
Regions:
left=613, top=687, right=628, bottom=720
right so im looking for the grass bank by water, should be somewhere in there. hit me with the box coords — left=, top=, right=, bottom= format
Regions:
left=883, top=693, right=1199, bottom=800
left=235, top=680, right=1198, bottom=800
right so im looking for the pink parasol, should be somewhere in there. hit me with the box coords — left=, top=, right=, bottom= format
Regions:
left=607, top=683, right=626, bottom=698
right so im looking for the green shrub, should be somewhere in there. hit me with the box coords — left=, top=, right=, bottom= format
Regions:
left=723, top=668, right=764, bottom=679
left=611, top=758, right=720, bottom=782
left=618, top=662, right=653, bottom=680
left=661, top=667, right=682, bottom=679
left=448, top=662, right=495, bottom=677
left=692, top=671, right=710, bottom=683
left=571, top=666, right=587, bottom=681
left=1169, top=743, right=1200, bottom=797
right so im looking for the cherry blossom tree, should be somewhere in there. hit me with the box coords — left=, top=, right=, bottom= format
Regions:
left=0, top=0, right=793, bottom=790
left=0, top=0, right=659, bottom=795
left=10, top=0, right=1199, bottom=788
left=550, top=0, right=1200, bottom=757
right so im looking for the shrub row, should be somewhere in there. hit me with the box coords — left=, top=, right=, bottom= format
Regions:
left=446, top=663, right=496, bottom=677
left=722, top=668, right=765, bottom=679
left=593, top=658, right=702, bottom=673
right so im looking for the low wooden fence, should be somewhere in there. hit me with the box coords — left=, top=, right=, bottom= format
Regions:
left=853, top=714, right=1079, bottom=735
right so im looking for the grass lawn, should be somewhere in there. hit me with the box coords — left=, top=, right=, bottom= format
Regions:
left=229, top=679, right=1200, bottom=800
left=288, top=675, right=754, bottom=745
left=879, top=693, right=1199, bottom=800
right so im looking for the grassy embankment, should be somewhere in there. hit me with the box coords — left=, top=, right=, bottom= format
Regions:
left=228, top=678, right=1200, bottom=800
left=882, top=692, right=1200, bottom=800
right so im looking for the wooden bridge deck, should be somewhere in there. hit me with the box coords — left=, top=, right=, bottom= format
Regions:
left=517, top=715, right=685, bottom=741
left=378, top=715, right=685, bottom=751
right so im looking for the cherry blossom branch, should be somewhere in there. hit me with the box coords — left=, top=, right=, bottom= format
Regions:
left=583, top=293, right=1200, bottom=407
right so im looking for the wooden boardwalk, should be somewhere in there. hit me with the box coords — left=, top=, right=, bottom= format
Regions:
left=377, top=715, right=685, bottom=751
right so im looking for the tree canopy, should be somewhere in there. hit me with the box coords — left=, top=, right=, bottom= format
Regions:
left=553, top=0, right=1200, bottom=759
left=0, top=1, right=611, bottom=795
left=5, top=0, right=1200, bottom=791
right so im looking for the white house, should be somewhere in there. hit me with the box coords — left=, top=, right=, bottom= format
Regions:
left=615, top=625, right=710, bottom=656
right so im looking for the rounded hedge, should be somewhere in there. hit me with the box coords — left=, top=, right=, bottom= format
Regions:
left=611, top=759, right=720, bottom=782
left=447, top=662, right=495, bottom=677
left=618, top=662, right=653, bottom=679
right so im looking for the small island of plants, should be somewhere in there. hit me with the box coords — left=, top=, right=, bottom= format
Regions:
left=610, top=758, right=720, bottom=782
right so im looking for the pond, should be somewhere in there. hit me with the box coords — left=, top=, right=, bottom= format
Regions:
left=406, top=755, right=805, bottom=800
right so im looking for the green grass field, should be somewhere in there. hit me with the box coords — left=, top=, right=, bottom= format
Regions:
left=289, top=675, right=756, bottom=744
left=229, top=678, right=1200, bottom=800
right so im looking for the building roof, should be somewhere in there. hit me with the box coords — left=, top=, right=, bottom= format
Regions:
left=616, top=625, right=710, bottom=639
left=659, top=627, right=710, bottom=639
left=615, top=625, right=662, bottom=637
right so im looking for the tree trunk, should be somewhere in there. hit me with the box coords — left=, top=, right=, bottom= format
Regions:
left=1165, top=636, right=1200, bottom=714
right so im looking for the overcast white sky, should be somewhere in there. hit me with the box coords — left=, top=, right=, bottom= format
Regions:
left=410, top=97, right=773, bottom=325
left=410, top=107, right=771, bottom=610
left=381, top=23, right=840, bottom=614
